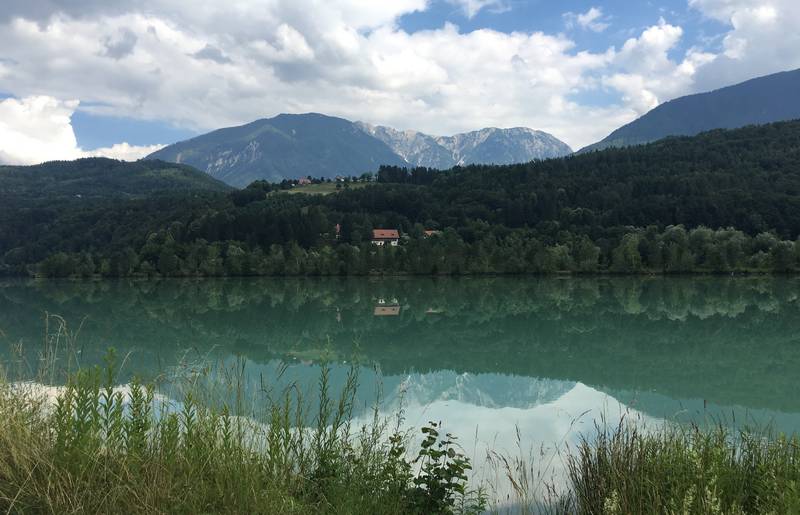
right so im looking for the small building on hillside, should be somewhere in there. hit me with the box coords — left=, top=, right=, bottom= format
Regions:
left=298, top=177, right=311, bottom=185
left=371, top=229, right=400, bottom=246
left=423, top=229, right=442, bottom=238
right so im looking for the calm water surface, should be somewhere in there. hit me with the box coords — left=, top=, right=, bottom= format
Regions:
left=2, top=276, right=799, bottom=496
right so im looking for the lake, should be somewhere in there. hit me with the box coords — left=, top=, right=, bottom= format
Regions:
left=1, top=276, right=799, bottom=499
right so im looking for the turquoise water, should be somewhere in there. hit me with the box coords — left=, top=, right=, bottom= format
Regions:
left=2, top=276, right=799, bottom=493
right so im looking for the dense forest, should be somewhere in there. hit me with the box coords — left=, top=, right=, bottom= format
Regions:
left=2, top=121, right=800, bottom=277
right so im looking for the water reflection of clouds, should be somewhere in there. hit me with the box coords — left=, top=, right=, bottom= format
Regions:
left=353, top=380, right=658, bottom=502
left=210, top=359, right=657, bottom=500
left=6, top=277, right=800, bottom=502
left=17, top=360, right=800, bottom=506
left=9, top=375, right=651, bottom=505
left=223, top=358, right=800, bottom=502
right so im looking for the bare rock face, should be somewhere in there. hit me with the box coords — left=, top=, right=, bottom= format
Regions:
left=358, top=123, right=573, bottom=168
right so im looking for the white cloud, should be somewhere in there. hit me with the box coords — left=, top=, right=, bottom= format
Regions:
left=688, top=0, right=766, bottom=22
left=688, top=0, right=800, bottom=91
left=446, top=0, right=509, bottom=18
left=0, top=96, right=162, bottom=165
left=0, top=96, right=83, bottom=165
left=0, top=7, right=626, bottom=148
left=0, top=0, right=795, bottom=152
left=86, top=142, right=165, bottom=161
left=564, top=7, right=610, bottom=33
left=601, top=19, right=715, bottom=115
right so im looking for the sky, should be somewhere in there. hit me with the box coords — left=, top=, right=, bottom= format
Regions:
left=0, top=0, right=798, bottom=164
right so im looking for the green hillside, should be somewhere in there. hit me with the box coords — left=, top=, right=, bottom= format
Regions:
left=0, top=158, right=232, bottom=199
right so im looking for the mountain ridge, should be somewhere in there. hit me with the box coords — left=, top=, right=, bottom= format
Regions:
left=356, top=122, right=573, bottom=169
left=147, top=113, right=573, bottom=186
left=580, top=68, right=800, bottom=153
left=147, top=113, right=407, bottom=188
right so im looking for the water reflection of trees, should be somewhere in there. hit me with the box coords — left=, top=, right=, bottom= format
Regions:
left=0, top=276, right=798, bottom=411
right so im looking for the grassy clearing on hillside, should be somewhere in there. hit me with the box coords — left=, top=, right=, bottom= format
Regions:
left=283, top=182, right=368, bottom=195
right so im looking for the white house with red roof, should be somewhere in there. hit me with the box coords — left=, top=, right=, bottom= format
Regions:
left=371, top=229, right=400, bottom=246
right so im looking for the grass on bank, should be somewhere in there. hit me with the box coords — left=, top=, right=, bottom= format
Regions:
left=0, top=350, right=486, bottom=514
left=555, top=420, right=800, bottom=514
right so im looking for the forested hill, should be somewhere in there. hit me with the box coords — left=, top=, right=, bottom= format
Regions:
left=0, top=158, right=232, bottom=200
left=581, top=68, right=800, bottom=152
left=3, top=120, right=800, bottom=277
left=394, top=120, right=800, bottom=237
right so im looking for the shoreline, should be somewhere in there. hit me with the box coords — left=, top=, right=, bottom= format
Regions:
left=3, top=269, right=799, bottom=281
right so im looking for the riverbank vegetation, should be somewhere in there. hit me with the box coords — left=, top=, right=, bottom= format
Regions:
left=3, top=121, right=800, bottom=277
left=2, top=360, right=799, bottom=513
left=0, top=354, right=486, bottom=514
left=560, top=422, right=800, bottom=514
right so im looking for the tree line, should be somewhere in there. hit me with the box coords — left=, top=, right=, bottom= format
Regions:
left=3, top=120, right=800, bottom=278
left=27, top=224, right=800, bottom=278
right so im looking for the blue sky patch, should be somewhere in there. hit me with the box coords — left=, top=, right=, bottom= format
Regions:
left=71, top=110, right=197, bottom=150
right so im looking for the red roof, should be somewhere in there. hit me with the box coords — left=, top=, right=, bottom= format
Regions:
left=372, top=229, right=400, bottom=240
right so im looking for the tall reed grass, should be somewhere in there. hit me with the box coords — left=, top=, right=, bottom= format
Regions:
left=558, top=419, right=800, bottom=514
left=488, top=419, right=800, bottom=514
left=0, top=362, right=488, bottom=513
left=0, top=316, right=487, bottom=514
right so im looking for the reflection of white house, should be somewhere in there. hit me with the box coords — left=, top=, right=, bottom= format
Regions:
left=371, top=229, right=400, bottom=246
left=374, top=305, right=401, bottom=316
left=374, top=298, right=401, bottom=316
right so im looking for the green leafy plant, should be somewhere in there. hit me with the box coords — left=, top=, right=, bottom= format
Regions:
left=410, top=421, right=487, bottom=514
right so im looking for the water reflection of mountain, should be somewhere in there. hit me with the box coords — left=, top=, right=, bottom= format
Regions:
left=1, top=276, right=799, bottom=414
left=396, top=372, right=574, bottom=409
left=204, top=358, right=576, bottom=415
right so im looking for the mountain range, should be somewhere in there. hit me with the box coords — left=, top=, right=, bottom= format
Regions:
left=145, top=67, right=800, bottom=187
left=147, top=114, right=407, bottom=187
left=581, top=67, right=800, bottom=152
left=356, top=122, right=572, bottom=169
left=147, top=114, right=573, bottom=187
